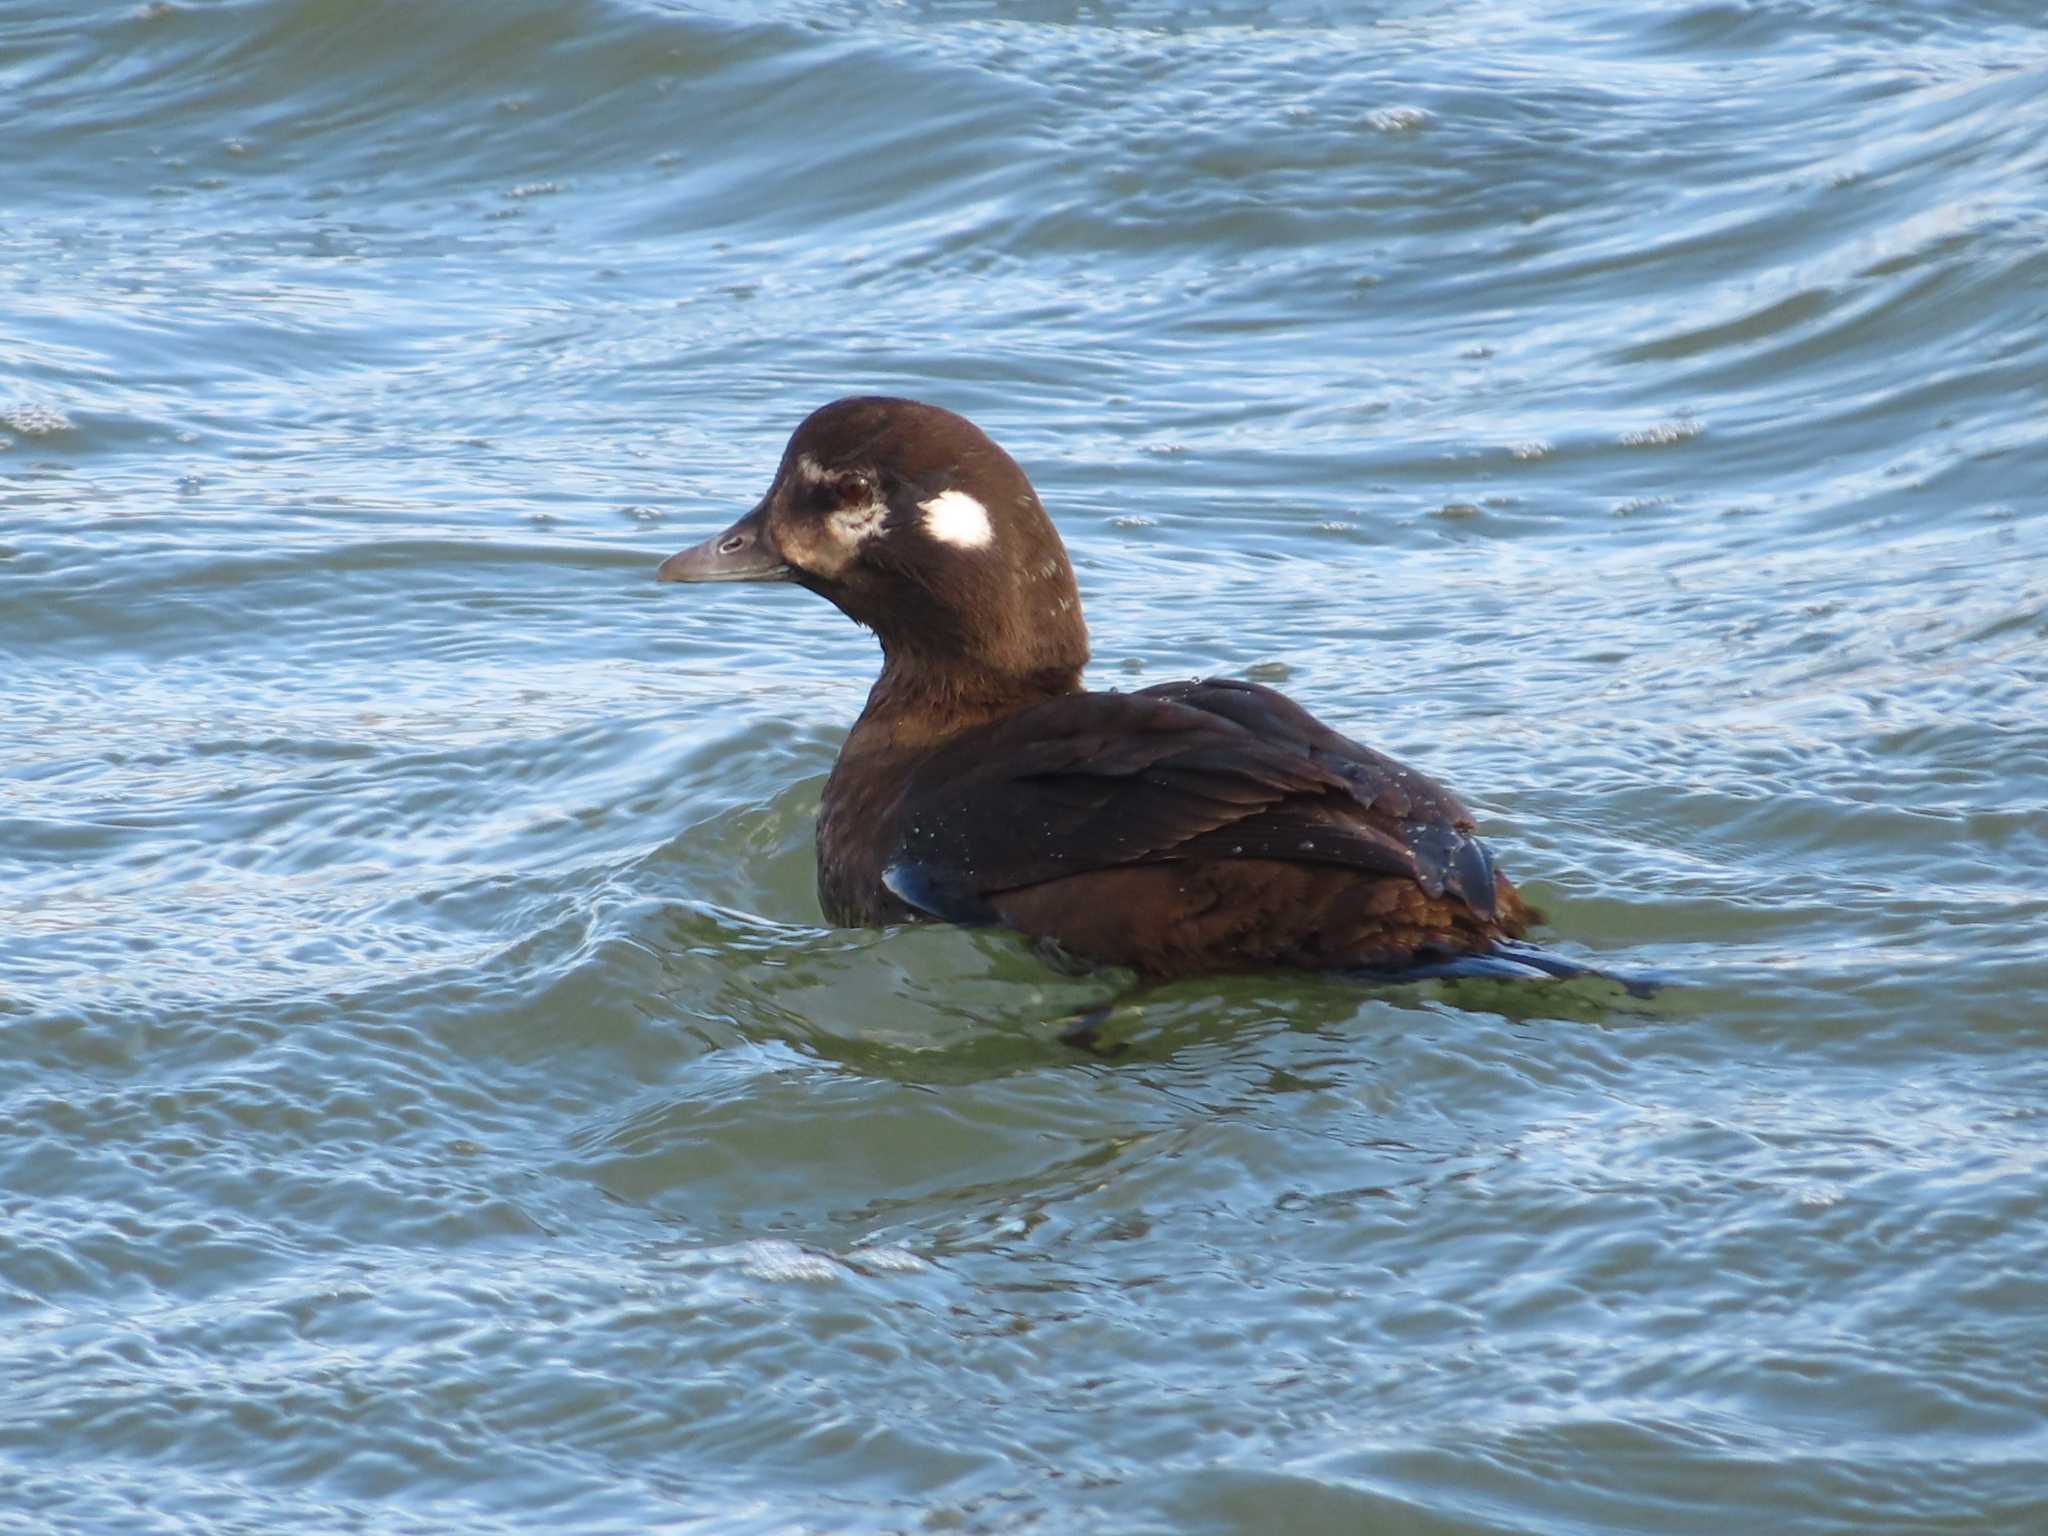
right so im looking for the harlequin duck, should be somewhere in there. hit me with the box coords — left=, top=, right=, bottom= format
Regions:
left=658, top=397, right=1552, bottom=982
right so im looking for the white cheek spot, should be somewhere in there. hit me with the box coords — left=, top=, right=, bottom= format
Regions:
left=918, top=488, right=994, bottom=550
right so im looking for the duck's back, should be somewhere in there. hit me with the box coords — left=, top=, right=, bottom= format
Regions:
left=844, top=677, right=1529, bottom=978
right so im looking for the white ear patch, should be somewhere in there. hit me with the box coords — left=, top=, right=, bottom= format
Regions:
left=918, top=488, right=994, bottom=549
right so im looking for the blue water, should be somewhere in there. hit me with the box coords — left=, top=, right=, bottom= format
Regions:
left=4, top=1, right=2047, bottom=1531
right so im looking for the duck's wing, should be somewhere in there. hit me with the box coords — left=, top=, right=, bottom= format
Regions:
left=881, top=678, right=1504, bottom=925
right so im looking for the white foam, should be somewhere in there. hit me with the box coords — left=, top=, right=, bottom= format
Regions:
left=735, top=1239, right=841, bottom=1284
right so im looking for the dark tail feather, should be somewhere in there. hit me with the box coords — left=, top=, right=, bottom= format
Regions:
left=1350, top=939, right=1662, bottom=997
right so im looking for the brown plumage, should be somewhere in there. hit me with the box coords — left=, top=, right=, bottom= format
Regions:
left=659, top=396, right=1536, bottom=981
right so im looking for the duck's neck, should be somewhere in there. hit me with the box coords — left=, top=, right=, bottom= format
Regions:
left=815, top=646, right=1084, bottom=928
left=844, top=650, right=1085, bottom=755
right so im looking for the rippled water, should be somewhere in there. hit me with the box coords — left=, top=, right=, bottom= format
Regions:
left=5, top=1, right=2047, bottom=1531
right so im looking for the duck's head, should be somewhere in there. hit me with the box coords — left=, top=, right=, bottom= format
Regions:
left=659, top=397, right=1087, bottom=685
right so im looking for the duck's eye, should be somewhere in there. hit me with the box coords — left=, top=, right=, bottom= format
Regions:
left=804, top=470, right=871, bottom=513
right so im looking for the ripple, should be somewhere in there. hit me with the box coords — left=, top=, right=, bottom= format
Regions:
left=6, top=0, right=2048, bottom=1531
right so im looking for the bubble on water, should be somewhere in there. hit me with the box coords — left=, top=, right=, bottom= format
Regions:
left=1368, top=106, right=1431, bottom=132
left=3, top=404, right=74, bottom=436
left=1510, top=440, right=1552, bottom=460
left=622, top=505, right=665, bottom=523
left=1109, top=514, right=1155, bottom=529
left=1620, top=416, right=1704, bottom=447
left=223, top=137, right=251, bottom=156
left=1614, top=496, right=1668, bottom=517
left=505, top=181, right=563, bottom=200
left=1797, top=1184, right=1844, bottom=1210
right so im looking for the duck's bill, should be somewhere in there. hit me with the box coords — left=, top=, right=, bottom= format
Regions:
left=656, top=500, right=793, bottom=582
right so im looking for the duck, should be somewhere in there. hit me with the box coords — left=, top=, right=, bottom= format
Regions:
left=657, top=396, right=1551, bottom=982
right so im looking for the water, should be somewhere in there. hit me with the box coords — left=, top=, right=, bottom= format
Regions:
left=4, top=0, right=2047, bottom=1530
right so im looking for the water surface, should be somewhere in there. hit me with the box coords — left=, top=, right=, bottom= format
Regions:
left=4, top=1, right=2047, bottom=1531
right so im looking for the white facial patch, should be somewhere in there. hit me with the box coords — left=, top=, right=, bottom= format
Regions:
left=788, top=454, right=887, bottom=568
left=828, top=499, right=886, bottom=548
left=918, top=488, right=994, bottom=550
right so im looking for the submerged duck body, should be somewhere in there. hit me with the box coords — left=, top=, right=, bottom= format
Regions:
left=659, top=397, right=1533, bottom=980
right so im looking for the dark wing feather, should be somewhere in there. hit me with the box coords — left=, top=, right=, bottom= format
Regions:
left=888, top=679, right=1501, bottom=922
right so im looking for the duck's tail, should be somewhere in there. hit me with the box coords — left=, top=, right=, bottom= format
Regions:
left=1353, top=938, right=1662, bottom=997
